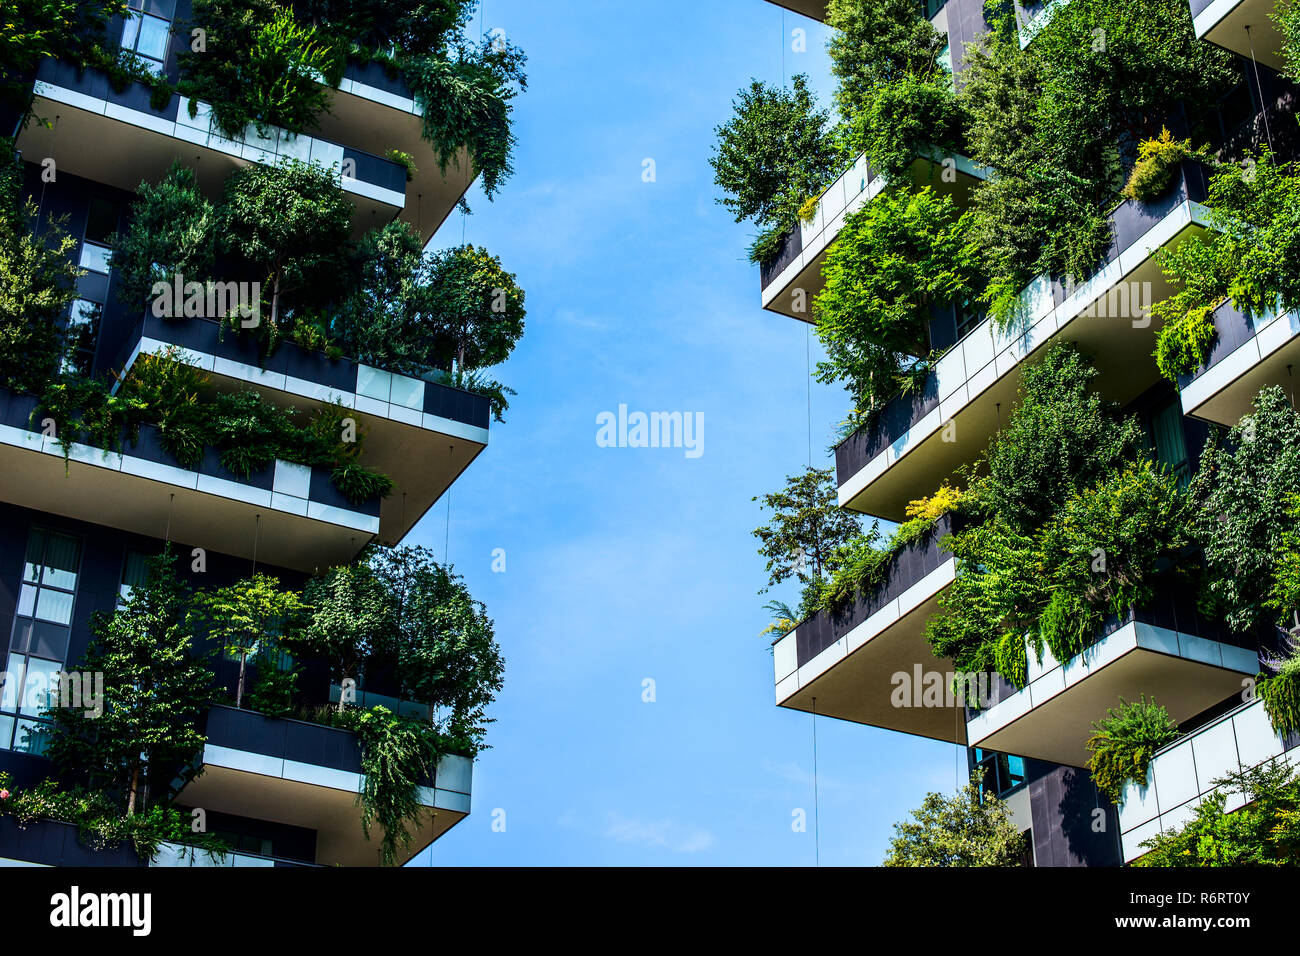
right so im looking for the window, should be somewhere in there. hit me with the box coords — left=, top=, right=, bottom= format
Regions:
left=79, top=198, right=120, bottom=276
left=61, top=299, right=103, bottom=377
left=120, top=3, right=172, bottom=74
left=118, top=549, right=152, bottom=608
left=4, top=530, right=82, bottom=753
left=1146, top=399, right=1190, bottom=487
left=974, top=748, right=1026, bottom=800
left=955, top=298, right=985, bottom=341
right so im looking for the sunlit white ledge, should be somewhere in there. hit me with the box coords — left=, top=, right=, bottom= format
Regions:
left=32, top=82, right=405, bottom=209
left=1179, top=309, right=1300, bottom=427
left=837, top=199, right=1212, bottom=514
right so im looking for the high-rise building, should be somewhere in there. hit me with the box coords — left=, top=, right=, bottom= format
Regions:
left=0, top=1, right=521, bottom=867
left=744, top=0, right=1300, bottom=864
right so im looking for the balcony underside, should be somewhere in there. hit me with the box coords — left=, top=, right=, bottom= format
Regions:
left=967, top=623, right=1257, bottom=767
left=0, top=436, right=372, bottom=574
left=122, top=332, right=488, bottom=549
left=840, top=219, right=1202, bottom=521
left=1180, top=312, right=1300, bottom=427
left=764, top=0, right=829, bottom=21
left=777, top=563, right=966, bottom=743
left=1196, top=0, right=1286, bottom=71
left=317, top=87, right=473, bottom=245
left=19, top=92, right=399, bottom=239
left=178, top=759, right=465, bottom=867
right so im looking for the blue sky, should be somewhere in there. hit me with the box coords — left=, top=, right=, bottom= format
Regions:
left=405, top=0, right=961, bottom=866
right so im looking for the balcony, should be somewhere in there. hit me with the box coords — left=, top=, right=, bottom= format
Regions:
left=760, top=150, right=988, bottom=321
left=115, top=314, right=490, bottom=550
left=0, top=816, right=143, bottom=867
left=764, top=1, right=829, bottom=21
left=18, top=59, right=408, bottom=239
left=314, top=59, right=474, bottom=243
left=1177, top=301, right=1300, bottom=426
left=1117, top=697, right=1300, bottom=861
left=0, top=386, right=384, bottom=574
left=965, top=596, right=1260, bottom=767
left=771, top=514, right=966, bottom=742
left=176, top=706, right=472, bottom=867
left=1191, top=0, right=1286, bottom=72
left=836, top=161, right=1212, bottom=520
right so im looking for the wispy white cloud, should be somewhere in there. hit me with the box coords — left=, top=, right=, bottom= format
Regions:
left=602, top=811, right=715, bottom=853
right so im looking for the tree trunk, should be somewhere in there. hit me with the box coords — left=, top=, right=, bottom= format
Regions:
left=270, top=267, right=282, bottom=329
left=236, top=649, right=247, bottom=709
left=127, top=764, right=141, bottom=817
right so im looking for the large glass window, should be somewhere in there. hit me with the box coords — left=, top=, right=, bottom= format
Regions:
left=120, top=3, right=172, bottom=74
left=1146, top=399, right=1190, bottom=487
left=974, top=748, right=1026, bottom=800
left=4, top=529, right=82, bottom=753
left=78, top=198, right=119, bottom=276
left=61, top=299, right=103, bottom=377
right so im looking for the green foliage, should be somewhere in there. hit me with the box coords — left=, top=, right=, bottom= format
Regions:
left=0, top=1, right=128, bottom=113
left=1086, top=695, right=1179, bottom=804
left=385, top=148, right=418, bottom=181
left=814, top=186, right=981, bottom=419
left=1151, top=153, right=1300, bottom=381
left=1259, top=659, right=1300, bottom=739
left=110, top=164, right=216, bottom=313
left=883, top=771, right=1027, bottom=866
left=961, top=0, right=1236, bottom=310
left=246, top=652, right=301, bottom=719
left=1197, top=386, right=1300, bottom=634
left=194, top=573, right=306, bottom=709
left=1268, top=496, right=1300, bottom=629
left=0, top=196, right=78, bottom=393
left=300, top=559, right=395, bottom=699
left=402, top=33, right=527, bottom=201
left=330, top=461, right=394, bottom=505
left=1276, top=1, right=1300, bottom=85
left=327, top=705, right=441, bottom=865
left=1135, top=759, right=1300, bottom=865
left=179, top=0, right=344, bottom=138
left=45, top=550, right=214, bottom=814
left=710, top=75, right=837, bottom=263
left=423, top=244, right=526, bottom=373
left=219, top=159, right=352, bottom=328
left=981, top=344, right=1143, bottom=533
left=372, top=546, right=504, bottom=749
left=826, top=0, right=960, bottom=181
left=0, top=773, right=228, bottom=862
left=752, top=466, right=864, bottom=621
left=1122, top=128, right=1207, bottom=202
left=35, top=376, right=136, bottom=461
left=451, top=367, right=516, bottom=424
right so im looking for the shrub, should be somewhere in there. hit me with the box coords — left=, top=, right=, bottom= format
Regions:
left=1122, top=128, right=1204, bottom=202
left=1086, top=696, right=1179, bottom=804
left=883, top=771, right=1027, bottom=866
left=1259, top=632, right=1300, bottom=737
left=385, top=149, right=418, bottom=181
left=331, top=461, right=394, bottom=505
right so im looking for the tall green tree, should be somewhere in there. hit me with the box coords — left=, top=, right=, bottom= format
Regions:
left=300, top=559, right=394, bottom=709
left=752, top=466, right=863, bottom=619
left=196, top=573, right=306, bottom=710
left=425, top=244, right=526, bottom=373
left=111, top=163, right=216, bottom=313
left=883, top=772, right=1027, bottom=866
left=1197, top=385, right=1300, bottom=634
left=711, top=74, right=837, bottom=263
left=372, top=546, right=503, bottom=748
left=46, top=551, right=213, bottom=815
left=220, top=159, right=352, bottom=330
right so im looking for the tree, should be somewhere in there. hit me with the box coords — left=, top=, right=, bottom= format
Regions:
left=178, top=0, right=345, bottom=138
left=813, top=186, right=981, bottom=418
left=710, top=74, right=837, bottom=263
left=980, top=344, right=1142, bottom=534
left=1197, top=385, right=1300, bottom=634
left=425, top=244, right=525, bottom=373
left=300, top=559, right=394, bottom=709
left=195, top=573, right=306, bottom=710
left=45, top=551, right=213, bottom=815
left=333, top=220, right=436, bottom=374
left=826, top=0, right=960, bottom=180
left=372, top=546, right=504, bottom=749
left=219, top=159, right=352, bottom=330
left=110, top=163, right=216, bottom=313
left=0, top=186, right=79, bottom=392
left=883, top=772, right=1027, bottom=866
left=752, top=466, right=863, bottom=618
